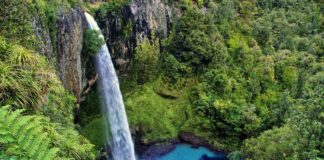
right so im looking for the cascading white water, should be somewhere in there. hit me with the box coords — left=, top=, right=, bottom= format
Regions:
left=84, top=12, right=136, bottom=160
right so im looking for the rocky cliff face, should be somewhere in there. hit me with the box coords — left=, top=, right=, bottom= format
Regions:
left=51, top=0, right=180, bottom=102
left=130, top=0, right=174, bottom=40
left=97, top=0, right=181, bottom=73
left=32, top=16, right=53, bottom=59
left=56, top=8, right=89, bottom=102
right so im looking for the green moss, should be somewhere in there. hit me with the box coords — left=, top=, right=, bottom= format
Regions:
left=123, top=21, right=133, bottom=39
left=0, top=0, right=72, bottom=51
left=0, top=0, right=37, bottom=48
left=153, top=85, right=180, bottom=99
left=81, top=116, right=108, bottom=150
left=124, top=78, right=194, bottom=142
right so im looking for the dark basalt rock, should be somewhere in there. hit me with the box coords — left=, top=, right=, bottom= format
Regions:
left=57, top=8, right=85, bottom=101
left=141, top=143, right=176, bottom=160
left=97, top=0, right=182, bottom=74
left=178, top=132, right=223, bottom=152
left=96, top=144, right=112, bottom=160
left=179, top=132, right=209, bottom=147
left=32, top=15, right=53, bottom=59
left=134, top=135, right=180, bottom=158
left=200, top=154, right=225, bottom=160
left=57, top=8, right=97, bottom=103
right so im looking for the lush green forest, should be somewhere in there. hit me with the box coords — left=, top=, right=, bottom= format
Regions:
left=0, top=0, right=323, bottom=160
left=123, top=0, right=323, bottom=159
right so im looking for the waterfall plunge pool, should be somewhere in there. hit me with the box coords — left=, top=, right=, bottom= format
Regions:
left=139, top=143, right=227, bottom=160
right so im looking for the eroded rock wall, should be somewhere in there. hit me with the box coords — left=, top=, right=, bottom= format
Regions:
left=32, top=16, right=53, bottom=58
left=54, top=0, right=181, bottom=101
left=57, top=8, right=87, bottom=102
left=98, top=0, right=181, bottom=73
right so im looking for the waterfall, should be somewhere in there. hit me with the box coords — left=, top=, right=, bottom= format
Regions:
left=84, top=12, right=136, bottom=160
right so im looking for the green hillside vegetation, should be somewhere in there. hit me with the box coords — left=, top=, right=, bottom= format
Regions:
left=122, top=0, right=323, bottom=159
left=0, top=0, right=96, bottom=159
left=0, top=0, right=322, bottom=159
left=0, top=36, right=95, bottom=159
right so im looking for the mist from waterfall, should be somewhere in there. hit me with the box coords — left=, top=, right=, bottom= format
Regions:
left=84, top=12, right=136, bottom=160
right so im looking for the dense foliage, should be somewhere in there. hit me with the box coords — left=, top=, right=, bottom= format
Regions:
left=0, top=36, right=95, bottom=159
left=0, top=0, right=73, bottom=54
left=132, top=37, right=160, bottom=84
left=95, top=0, right=130, bottom=18
left=0, top=1, right=96, bottom=159
left=122, top=0, right=323, bottom=159
left=83, top=29, right=105, bottom=56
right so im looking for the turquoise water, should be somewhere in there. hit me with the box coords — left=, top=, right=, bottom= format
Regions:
left=158, top=144, right=227, bottom=160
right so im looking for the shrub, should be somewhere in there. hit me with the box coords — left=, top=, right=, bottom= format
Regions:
left=132, top=37, right=160, bottom=84
left=162, top=53, right=190, bottom=82
left=96, top=0, right=130, bottom=18
left=83, top=29, right=105, bottom=56
left=166, top=8, right=227, bottom=70
left=242, top=126, right=298, bottom=160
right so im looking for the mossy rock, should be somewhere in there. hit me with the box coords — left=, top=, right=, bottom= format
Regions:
left=153, top=85, right=180, bottom=99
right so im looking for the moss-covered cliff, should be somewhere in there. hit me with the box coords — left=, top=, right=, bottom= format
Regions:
left=0, top=0, right=97, bottom=159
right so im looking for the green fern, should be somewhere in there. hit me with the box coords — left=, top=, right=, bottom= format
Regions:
left=0, top=106, right=59, bottom=160
left=0, top=34, right=94, bottom=160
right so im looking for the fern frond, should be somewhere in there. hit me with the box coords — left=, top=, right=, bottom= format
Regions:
left=42, top=148, right=60, bottom=160
left=17, top=122, right=36, bottom=144
left=35, top=146, right=47, bottom=160
left=4, top=109, right=24, bottom=128
left=5, top=144, right=21, bottom=156
left=0, top=107, right=59, bottom=159
left=0, top=128, right=10, bottom=135
left=11, top=116, right=34, bottom=136
left=21, top=127, right=41, bottom=151
left=32, top=138, right=48, bottom=160
left=28, top=133, right=47, bottom=157
left=0, top=134, right=14, bottom=143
